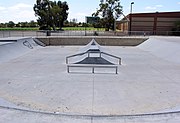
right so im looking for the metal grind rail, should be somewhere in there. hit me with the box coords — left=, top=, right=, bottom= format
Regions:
left=66, top=51, right=122, bottom=65
left=67, top=64, right=118, bottom=74
left=66, top=51, right=121, bottom=74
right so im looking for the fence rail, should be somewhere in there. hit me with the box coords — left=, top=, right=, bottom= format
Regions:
left=0, top=30, right=180, bottom=38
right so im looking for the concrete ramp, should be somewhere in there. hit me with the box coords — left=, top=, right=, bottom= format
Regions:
left=67, top=39, right=121, bottom=65
left=0, top=37, right=44, bottom=64
left=66, top=39, right=121, bottom=74
left=75, top=57, right=114, bottom=65
left=78, top=38, right=105, bottom=53
left=138, top=36, right=180, bottom=64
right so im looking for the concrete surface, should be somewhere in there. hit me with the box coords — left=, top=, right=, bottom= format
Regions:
left=138, top=36, right=180, bottom=64
left=37, top=36, right=147, bottom=46
left=0, top=37, right=42, bottom=64
left=0, top=36, right=180, bottom=123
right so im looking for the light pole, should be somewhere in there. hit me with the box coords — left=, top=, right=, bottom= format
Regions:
left=129, top=2, right=134, bottom=35
left=130, top=2, right=134, bottom=14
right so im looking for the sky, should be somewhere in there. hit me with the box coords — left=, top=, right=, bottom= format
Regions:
left=0, top=0, right=180, bottom=23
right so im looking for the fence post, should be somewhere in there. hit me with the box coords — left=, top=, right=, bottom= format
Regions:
left=3, top=31, right=4, bottom=38
left=22, top=31, right=24, bottom=37
left=9, top=31, right=10, bottom=37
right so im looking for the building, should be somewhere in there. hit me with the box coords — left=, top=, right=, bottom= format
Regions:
left=117, top=11, right=180, bottom=35
left=86, top=16, right=100, bottom=25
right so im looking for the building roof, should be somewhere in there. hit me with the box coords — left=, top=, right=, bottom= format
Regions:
left=128, top=11, right=180, bottom=17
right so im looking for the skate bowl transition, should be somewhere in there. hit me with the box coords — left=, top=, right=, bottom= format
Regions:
left=0, top=36, right=180, bottom=123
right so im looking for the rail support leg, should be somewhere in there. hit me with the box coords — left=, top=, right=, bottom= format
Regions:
left=67, top=66, right=70, bottom=73
left=119, top=59, right=121, bottom=65
left=92, top=67, right=94, bottom=74
left=116, top=67, right=118, bottom=74
left=66, top=58, right=68, bottom=64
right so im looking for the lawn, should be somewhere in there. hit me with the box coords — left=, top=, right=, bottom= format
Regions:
left=0, top=27, right=39, bottom=31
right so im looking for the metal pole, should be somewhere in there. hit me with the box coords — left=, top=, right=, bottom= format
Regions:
left=119, top=59, right=121, bottom=65
left=130, top=2, right=134, bottom=14
left=66, top=58, right=68, bottom=64
left=3, top=31, right=4, bottom=38
left=129, top=2, right=134, bottom=35
left=67, top=66, right=70, bottom=73
left=92, top=67, right=94, bottom=73
left=85, top=26, right=87, bottom=36
left=88, top=52, right=90, bottom=57
left=116, top=67, right=118, bottom=74
left=85, top=16, right=87, bottom=36
left=114, top=19, right=116, bottom=32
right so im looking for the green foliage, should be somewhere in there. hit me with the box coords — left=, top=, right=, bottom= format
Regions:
left=29, top=20, right=38, bottom=27
left=7, top=21, right=15, bottom=28
left=0, top=23, right=7, bottom=28
left=0, top=21, right=38, bottom=28
left=92, top=0, right=122, bottom=31
left=34, top=0, right=69, bottom=30
left=172, top=21, right=180, bottom=36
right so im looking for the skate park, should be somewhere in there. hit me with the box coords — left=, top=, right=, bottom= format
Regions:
left=0, top=35, right=180, bottom=123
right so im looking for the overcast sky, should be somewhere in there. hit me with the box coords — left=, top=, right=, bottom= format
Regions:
left=0, top=0, right=180, bottom=23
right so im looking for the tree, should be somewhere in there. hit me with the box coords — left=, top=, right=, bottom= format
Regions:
left=7, top=21, right=15, bottom=28
left=172, top=21, right=180, bottom=36
left=29, top=20, right=38, bottom=27
left=57, top=1, right=69, bottom=29
left=93, top=18, right=104, bottom=28
left=33, top=0, right=69, bottom=30
left=92, top=0, right=122, bottom=31
left=0, top=23, right=6, bottom=28
left=15, top=22, right=21, bottom=27
left=20, top=22, right=29, bottom=27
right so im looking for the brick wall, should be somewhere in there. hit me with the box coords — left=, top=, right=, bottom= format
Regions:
left=118, top=12, right=180, bottom=34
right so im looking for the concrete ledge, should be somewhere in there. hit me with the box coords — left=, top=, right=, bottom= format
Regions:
left=37, top=36, right=148, bottom=46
